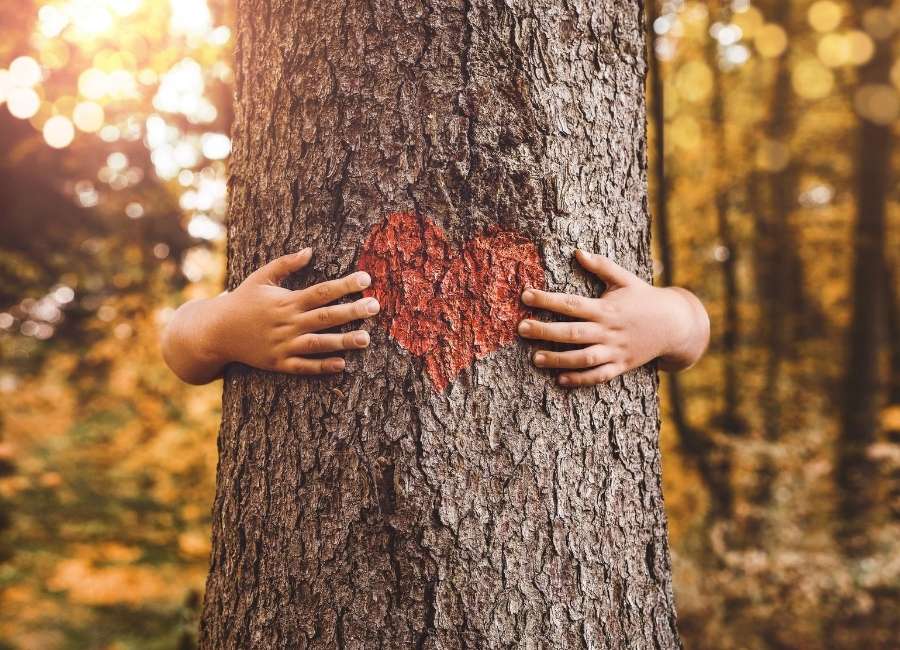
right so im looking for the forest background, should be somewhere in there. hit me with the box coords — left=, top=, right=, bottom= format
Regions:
left=0, top=0, right=897, bottom=648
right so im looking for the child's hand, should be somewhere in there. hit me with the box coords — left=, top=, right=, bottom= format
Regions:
left=517, top=250, right=709, bottom=387
left=161, top=248, right=379, bottom=384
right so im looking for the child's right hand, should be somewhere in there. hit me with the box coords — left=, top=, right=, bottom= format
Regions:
left=161, top=248, right=380, bottom=385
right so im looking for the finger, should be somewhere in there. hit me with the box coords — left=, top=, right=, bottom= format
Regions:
left=521, top=289, right=596, bottom=319
left=533, top=345, right=613, bottom=370
left=251, top=248, right=313, bottom=285
left=298, top=297, right=380, bottom=332
left=558, top=363, right=625, bottom=387
left=575, top=250, right=639, bottom=289
left=517, top=319, right=604, bottom=344
left=294, top=271, right=372, bottom=310
left=281, top=356, right=346, bottom=375
left=288, top=331, right=370, bottom=355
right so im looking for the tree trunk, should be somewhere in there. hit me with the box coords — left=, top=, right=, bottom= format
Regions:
left=747, top=0, right=812, bottom=531
left=886, top=262, right=900, bottom=407
left=835, top=0, right=893, bottom=553
left=886, top=262, right=900, bottom=520
left=199, top=1, right=680, bottom=647
left=703, top=3, right=741, bottom=524
left=647, top=0, right=727, bottom=532
left=647, top=0, right=704, bottom=472
left=709, top=5, right=743, bottom=442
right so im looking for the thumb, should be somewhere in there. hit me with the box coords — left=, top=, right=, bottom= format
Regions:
left=575, top=249, right=639, bottom=289
left=251, top=248, right=313, bottom=285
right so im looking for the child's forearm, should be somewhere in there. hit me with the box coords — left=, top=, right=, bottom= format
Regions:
left=161, top=294, right=230, bottom=385
left=656, top=287, right=710, bottom=372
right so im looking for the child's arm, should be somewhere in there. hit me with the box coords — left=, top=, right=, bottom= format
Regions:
left=518, top=249, right=709, bottom=387
left=161, top=248, right=379, bottom=385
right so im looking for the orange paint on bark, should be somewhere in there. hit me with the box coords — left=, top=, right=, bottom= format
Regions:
left=358, top=211, right=546, bottom=391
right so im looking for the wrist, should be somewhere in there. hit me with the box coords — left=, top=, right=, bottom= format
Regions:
left=194, top=292, right=233, bottom=368
left=656, top=287, right=707, bottom=371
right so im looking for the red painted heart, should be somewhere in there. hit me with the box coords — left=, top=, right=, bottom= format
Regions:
left=358, top=212, right=546, bottom=391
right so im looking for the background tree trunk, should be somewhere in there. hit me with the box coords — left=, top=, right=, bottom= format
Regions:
left=704, top=2, right=741, bottom=524
left=835, top=0, right=894, bottom=554
left=647, top=0, right=707, bottom=485
left=199, top=1, right=681, bottom=647
left=747, top=0, right=814, bottom=537
left=647, top=0, right=727, bottom=537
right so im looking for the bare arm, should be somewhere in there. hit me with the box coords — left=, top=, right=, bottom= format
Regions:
left=654, top=286, right=710, bottom=373
left=161, top=293, right=232, bottom=385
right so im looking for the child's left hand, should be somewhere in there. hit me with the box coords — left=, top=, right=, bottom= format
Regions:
left=518, top=249, right=709, bottom=386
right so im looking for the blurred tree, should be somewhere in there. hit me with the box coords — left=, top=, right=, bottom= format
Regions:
left=747, top=0, right=818, bottom=534
left=706, top=0, right=742, bottom=523
left=710, top=4, right=743, bottom=442
left=648, top=0, right=716, bottom=504
left=886, top=262, right=900, bottom=519
left=0, top=1, right=232, bottom=646
left=198, top=0, right=680, bottom=647
left=888, top=263, right=900, bottom=407
left=836, top=0, right=895, bottom=554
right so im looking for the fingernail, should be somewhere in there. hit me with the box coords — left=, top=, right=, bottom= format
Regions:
left=534, top=352, right=546, bottom=366
left=356, top=272, right=372, bottom=288
left=577, top=249, right=592, bottom=259
left=518, top=320, right=531, bottom=335
left=331, top=359, right=346, bottom=372
left=354, top=332, right=370, bottom=346
left=365, top=298, right=380, bottom=314
left=522, top=290, right=535, bottom=304
left=558, top=375, right=570, bottom=385
left=297, top=247, right=312, bottom=260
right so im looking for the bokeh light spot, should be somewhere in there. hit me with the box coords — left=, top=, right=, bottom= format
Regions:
left=792, top=60, right=835, bottom=100
left=861, top=7, right=895, bottom=41
left=854, top=84, right=900, bottom=126
left=43, top=116, right=76, bottom=149
left=675, top=61, right=713, bottom=103
left=846, top=31, right=875, bottom=66
left=73, top=102, right=105, bottom=132
left=808, top=1, right=843, bottom=33
left=9, top=56, right=43, bottom=87
left=755, top=24, right=788, bottom=58
left=78, top=68, right=109, bottom=100
left=107, top=152, right=128, bottom=171
left=125, top=202, right=145, bottom=219
left=38, top=5, right=70, bottom=38
left=7, top=87, right=41, bottom=119
left=671, top=115, right=701, bottom=151
left=201, top=133, right=231, bottom=160
left=818, top=34, right=850, bottom=67
left=732, top=7, right=763, bottom=39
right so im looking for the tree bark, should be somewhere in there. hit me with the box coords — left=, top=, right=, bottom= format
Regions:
left=199, top=1, right=680, bottom=647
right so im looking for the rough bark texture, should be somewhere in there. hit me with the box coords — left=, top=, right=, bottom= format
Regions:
left=199, top=0, right=681, bottom=647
